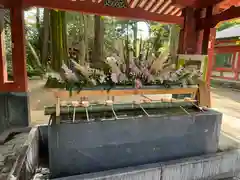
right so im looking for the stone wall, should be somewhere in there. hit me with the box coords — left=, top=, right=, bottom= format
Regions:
left=0, top=92, right=29, bottom=134
left=48, top=109, right=222, bottom=178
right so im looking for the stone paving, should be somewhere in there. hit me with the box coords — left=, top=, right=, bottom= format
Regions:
left=0, top=133, right=29, bottom=180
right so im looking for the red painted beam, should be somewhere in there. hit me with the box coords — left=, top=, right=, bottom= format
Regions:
left=171, top=0, right=196, bottom=7
left=0, top=0, right=9, bottom=8
left=215, top=46, right=240, bottom=52
left=172, top=0, right=224, bottom=8
left=198, top=6, right=240, bottom=30
left=211, top=75, right=235, bottom=80
left=213, top=0, right=240, bottom=15
left=197, top=0, right=225, bottom=8
left=0, top=82, right=17, bottom=92
left=23, top=0, right=184, bottom=25
left=214, top=67, right=234, bottom=72
left=215, top=39, right=237, bottom=44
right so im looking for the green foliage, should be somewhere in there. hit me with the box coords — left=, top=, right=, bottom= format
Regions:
left=217, top=19, right=240, bottom=31
left=4, top=9, right=43, bottom=76
left=2, top=8, right=174, bottom=79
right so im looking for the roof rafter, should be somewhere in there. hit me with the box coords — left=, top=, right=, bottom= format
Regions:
left=198, top=6, right=240, bottom=30
left=197, top=0, right=225, bottom=8
left=171, top=0, right=226, bottom=8
left=23, top=0, right=184, bottom=25
left=171, top=0, right=196, bottom=7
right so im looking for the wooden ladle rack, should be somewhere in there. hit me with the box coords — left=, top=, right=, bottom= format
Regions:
left=44, top=85, right=211, bottom=124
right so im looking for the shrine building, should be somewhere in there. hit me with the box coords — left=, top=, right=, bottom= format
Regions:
left=212, top=25, right=240, bottom=82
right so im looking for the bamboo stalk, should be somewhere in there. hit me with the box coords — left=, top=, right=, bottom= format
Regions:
left=44, top=101, right=194, bottom=115
left=49, top=86, right=198, bottom=98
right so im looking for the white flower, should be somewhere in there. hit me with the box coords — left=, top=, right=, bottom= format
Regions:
left=111, top=73, right=118, bottom=83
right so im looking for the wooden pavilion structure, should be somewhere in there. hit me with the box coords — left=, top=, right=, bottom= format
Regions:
left=212, top=25, right=240, bottom=81
left=0, top=0, right=239, bottom=132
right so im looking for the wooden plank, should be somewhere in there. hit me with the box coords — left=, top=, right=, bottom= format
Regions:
left=198, top=80, right=211, bottom=108
left=49, top=87, right=198, bottom=98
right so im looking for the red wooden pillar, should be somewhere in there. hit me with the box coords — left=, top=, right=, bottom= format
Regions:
left=200, top=6, right=214, bottom=85
left=0, top=4, right=29, bottom=134
left=202, top=7, right=213, bottom=54
left=196, top=30, right=204, bottom=54
left=206, top=28, right=216, bottom=84
left=11, top=4, right=28, bottom=92
left=179, top=8, right=197, bottom=54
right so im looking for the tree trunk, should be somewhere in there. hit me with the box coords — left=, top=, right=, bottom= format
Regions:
left=61, top=11, right=68, bottom=64
left=36, top=8, right=42, bottom=62
left=92, top=15, right=104, bottom=67
left=77, top=14, right=85, bottom=64
left=50, top=10, right=68, bottom=71
left=27, top=40, right=43, bottom=71
left=132, top=22, right=138, bottom=58
left=169, top=25, right=180, bottom=64
left=36, top=8, right=40, bottom=30
left=124, top=22, right=130, bottom=74
left=83, top=15, right=89, bottom=63
left=41, top=9, right=50, bottom=67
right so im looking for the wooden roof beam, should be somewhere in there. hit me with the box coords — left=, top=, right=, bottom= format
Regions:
left=172, top=0, right=225, bottom=8
left=171, top=0, right=196, bottom=8
left=0, top=0, right=14, bottom=8
left=197, top=6, right=240, bottom=30
left=196, top=0, right=225, bottom=8
left=23, top=0, right=184, bottom=25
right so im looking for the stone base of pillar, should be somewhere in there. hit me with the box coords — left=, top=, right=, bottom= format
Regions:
left=0, top=92, right=30, bottom=134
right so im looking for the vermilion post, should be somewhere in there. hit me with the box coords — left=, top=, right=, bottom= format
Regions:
left=10, top=4, right=28, bottom=92
left=206, top=28, right=216, bottom=85
left=182, top=8, right=197, bottom=54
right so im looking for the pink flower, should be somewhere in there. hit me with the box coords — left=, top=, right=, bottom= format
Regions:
left=135, top=79, right=142, bottom=89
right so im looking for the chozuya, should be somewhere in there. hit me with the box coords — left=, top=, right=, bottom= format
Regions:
left=104, top=0, right=126, bottom=8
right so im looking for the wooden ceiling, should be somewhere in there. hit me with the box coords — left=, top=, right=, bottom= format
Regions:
left=0, top=0, right=239, bottom=26
left=213, top=0, right=240, bottom=14
left=118, top=0, right=183, bottom=16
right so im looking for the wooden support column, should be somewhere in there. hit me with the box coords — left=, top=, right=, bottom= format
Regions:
left=0, top=3, right=29, bottom=135
left=10, top=3, right=28, bottom=92
left=195, top=9, right=203, bottom=54
left=196, top=30, right=204, bottom=54
left=178, top=7, right=197, bottom=54
left=202, top=6, right=213, bottom=54
left=200, top=6, right=215, bottom=85
left=206, top=28, right=216, bottom=84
